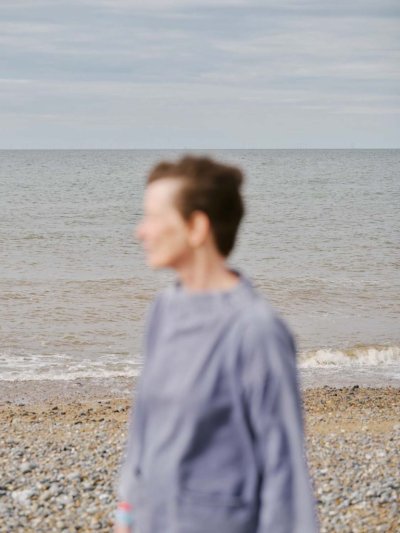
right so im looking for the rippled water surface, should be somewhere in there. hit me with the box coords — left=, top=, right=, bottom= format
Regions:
left=1, top=150, right=399, bottom=383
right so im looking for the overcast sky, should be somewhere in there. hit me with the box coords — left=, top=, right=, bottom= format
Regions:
left=1, top=0, right=399, bottom=148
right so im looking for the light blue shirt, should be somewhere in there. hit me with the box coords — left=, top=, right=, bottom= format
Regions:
left=118, top=273, right=317, bottom=532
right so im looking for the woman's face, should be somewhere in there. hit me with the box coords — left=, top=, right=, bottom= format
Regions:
left=136, top=178, right=192, bottom=269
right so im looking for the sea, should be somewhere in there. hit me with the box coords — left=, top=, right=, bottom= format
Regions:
left=1, top=149, right=399, bottom=387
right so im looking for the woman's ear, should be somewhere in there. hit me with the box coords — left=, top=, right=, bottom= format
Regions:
left=188, top=210, right=211, bottom=248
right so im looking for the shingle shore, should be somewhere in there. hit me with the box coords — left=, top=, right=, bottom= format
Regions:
left=0, top=384, right=398, bottom=532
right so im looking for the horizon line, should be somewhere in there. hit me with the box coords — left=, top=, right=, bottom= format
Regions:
left=1, top=147, right=399, bottom=151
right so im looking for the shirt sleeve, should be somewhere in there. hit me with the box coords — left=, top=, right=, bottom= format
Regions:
left=117, top=294, right=162, bottom=507
left=117, top=385, right=141, bottom=508
left=239, top=313, right=318, bottom=533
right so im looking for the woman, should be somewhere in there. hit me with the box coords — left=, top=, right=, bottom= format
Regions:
left=115, top=156, right=317, bottom=533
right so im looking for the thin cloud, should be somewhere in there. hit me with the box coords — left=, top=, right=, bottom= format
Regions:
left=0, top=1, right=399, bottom=147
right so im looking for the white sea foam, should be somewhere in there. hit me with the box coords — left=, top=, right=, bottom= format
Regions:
left=299, top=345, right=400, bottom=368
left=0, top=368, right=141, bottom=382
left=2, top=345, right=400, bottom=382
left=0, top=351, right=141, bottom=381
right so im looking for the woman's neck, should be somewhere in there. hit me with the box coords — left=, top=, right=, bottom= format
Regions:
left=176, top=251, right=239, bottom=293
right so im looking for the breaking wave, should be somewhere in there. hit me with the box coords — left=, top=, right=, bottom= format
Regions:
left=299, top=345, right=400, bottom=367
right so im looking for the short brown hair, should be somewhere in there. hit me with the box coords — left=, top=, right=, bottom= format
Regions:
left=147, top=155, right=244, bottom=257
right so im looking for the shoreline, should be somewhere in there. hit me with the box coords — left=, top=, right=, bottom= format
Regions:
left=0, top=376, right=137, bottom=406
left=1, top=371, right=399, bottom=406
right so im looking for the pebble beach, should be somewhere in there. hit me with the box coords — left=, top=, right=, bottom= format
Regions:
left=0, top=379, right=398, bottom=532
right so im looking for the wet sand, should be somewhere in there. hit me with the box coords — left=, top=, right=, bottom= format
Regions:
left=0, top=381, right=399, bottom=532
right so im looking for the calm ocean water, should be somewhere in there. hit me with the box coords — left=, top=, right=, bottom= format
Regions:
left=1, top=149, right=399, bottom=386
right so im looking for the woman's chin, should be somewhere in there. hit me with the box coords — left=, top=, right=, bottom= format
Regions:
left=146, top=255, right=168, bottom=270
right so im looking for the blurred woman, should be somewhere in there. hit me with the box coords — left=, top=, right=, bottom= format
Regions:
left=115, top=156, right=317, bottom=533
